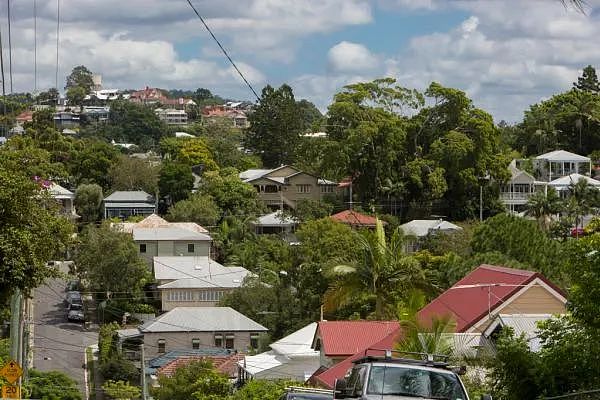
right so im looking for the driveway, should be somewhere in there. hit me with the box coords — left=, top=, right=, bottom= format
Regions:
left=33, top=273, right=98, bottom=396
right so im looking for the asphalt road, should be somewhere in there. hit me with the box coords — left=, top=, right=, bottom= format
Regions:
left=33, top=274, right=98, bottom=396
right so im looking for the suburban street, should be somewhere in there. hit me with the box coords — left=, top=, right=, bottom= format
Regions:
left=33, top=270, right=98, bottom=396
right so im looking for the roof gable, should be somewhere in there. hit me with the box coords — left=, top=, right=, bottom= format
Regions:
left=140, top=306, right=267, bottom=333
left=417, top=265, right=563, bottom=332
left=536, top=150, right=590, bottom=162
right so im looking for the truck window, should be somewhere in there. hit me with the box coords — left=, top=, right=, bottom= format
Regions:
left=366, top=366, right=467, bottom=400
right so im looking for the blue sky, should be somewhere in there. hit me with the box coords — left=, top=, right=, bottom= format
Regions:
left=5, top=0, right=600, bottom=122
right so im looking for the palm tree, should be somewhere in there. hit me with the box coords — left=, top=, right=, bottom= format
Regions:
left=525, top=187, right=563, bottom=230
left=567, top=178, right=597, bottom=231
left=395, top=290, right=456, bottom=358
left=324, top=219, right=426, bottom=319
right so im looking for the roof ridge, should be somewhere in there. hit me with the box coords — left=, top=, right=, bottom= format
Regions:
left=477, top=264, right=535, bottom=276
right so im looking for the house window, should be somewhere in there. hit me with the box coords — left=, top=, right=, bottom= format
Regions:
left=250, top=333, right=259, bottom=349
left=214, top=334, right=223, bottom=347
left=157, top=339, right=166, bottom=354
left=225, top=334, right=234, bottom=349
left=139, top=244, right=147, bottom=253
left=187, top=244, right=195, bottom=253
left=297, top=184, right=311, bottom=194
left=192, top=338, right=200, bottom=349
left=264, top=185, right=279, bottom=193
left=320, top=186, right=334, bottom=193
left=199, top=290, right=224, bottom=302
left=167, top=291, right=194, bottom=301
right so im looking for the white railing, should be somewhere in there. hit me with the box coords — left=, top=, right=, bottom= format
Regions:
left=500, top=192, right=533, bottom=201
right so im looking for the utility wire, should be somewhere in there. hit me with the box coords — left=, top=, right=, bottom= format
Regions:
left=0, top=14, right=5, bottom=99
left=34, top=0, right=37, bottom=93
left=55, top=0, right=60, bottom=91
left=184, top=0, right=260, bottom=102
left=7, top=0, right=13, bottom=93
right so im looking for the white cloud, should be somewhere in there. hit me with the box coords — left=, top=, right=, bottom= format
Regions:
left=327, top=42, right=379, bottom=73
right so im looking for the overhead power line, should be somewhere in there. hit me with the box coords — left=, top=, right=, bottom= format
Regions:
left=184, top=0, right=261, bottom=102
left=7, top=0, right=13, bottom=93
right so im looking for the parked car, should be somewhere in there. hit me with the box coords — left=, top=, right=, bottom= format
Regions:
left=67, top=303, right=85, bottom=322
left=333, top=350, right=487, bottom=400
left=279, top=387, right=333, bottom=400
left=571, top=227, right=585, bottom=237
left=65, top=280, right=80, bottom=292
left=65, top=291, right=83, bottom=307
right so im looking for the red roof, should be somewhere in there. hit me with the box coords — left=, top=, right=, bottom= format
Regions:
left=418, top=264, right=565, bottom=333
left=330, top=210, right=385, bottom=227
left=157, top=354, right=244, bottom=378
left=311, top=330, right=400, bottom=389
left=16, top=111, right=33, bottom=123
left=314, top=321, right=399, bottom=357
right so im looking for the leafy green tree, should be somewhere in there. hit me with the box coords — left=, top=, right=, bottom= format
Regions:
left=36, top=88, right=59, bottom=105
left=0, top=159, right=73, bottom=303
left=102, top=380, right=141, bottom=400
left=296, top=98, right=323, bottom=131
left=74, top=224, right=150, bottom=294
left=471, top=213, right=564, bottom=281
left=67, top=86, right=87, bottom=108
left=488, top=329, right=541, bottom=400
left=325, top=219, right=426, bottom=319
left=525, top=187, right=563, bottom=230
left=100, top=359, right=140, bottom=384
left=295, top=218, right=359, bottom=264
left=109, top=155, right=159, bottom=194
left=245, top=84, right=304, bottom=167
left=166, top=194, right=220, bottom=227
left=574, top=65, right=600, bottom=93
left=0, top=135, right=68, bottom=179
left=566, top=178, right=598, bottom=230
left=290, top=199, right=333, bottom=222
left=233, top=380, right=304, bottom=400
left=107, top=100, right=166, bottom=146
left=65, top=65, right=94, bottom=92
left=28, top=370, right=82, bottom=400
left=199, top=169, right=265, bottom=217
left=74, top=183, right=104, bottom=223
left=68, top=139, right=121, bottom=190
left=158, top=161, right=194, bottom=203
left=151, top=360, right=230, bottom=400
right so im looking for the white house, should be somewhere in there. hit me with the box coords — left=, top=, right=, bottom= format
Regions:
left=103, top=190, right=156, bottom=219
left=48, top=183, right=77, bottom=220
left=399, top=219, right=462, bottom=252
left=154, top=256, right=250, bottom=311
left=239, top=322, right=320, bottom=382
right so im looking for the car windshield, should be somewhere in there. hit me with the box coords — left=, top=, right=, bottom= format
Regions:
left=366, top=366, right=467, bottom=400
left=70, top=304, right=83, bottom=310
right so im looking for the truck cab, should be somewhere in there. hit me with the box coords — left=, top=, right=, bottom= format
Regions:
left=334, top=351, right=474, bottom=400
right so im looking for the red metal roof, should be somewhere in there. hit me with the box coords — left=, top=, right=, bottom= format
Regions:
left=418, top=264, right=563, bottom=333
left=311, top=330, right=400, bottom=389
left=330, top=210, right=385, bottom=227
left=314, top=321, right=400, bottom=357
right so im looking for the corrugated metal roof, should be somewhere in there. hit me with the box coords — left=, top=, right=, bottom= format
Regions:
left=104, top=190, right=154, bottom=202
left=270, top=322, right=319, bottom=357
left=548, top=173, right=600, bottom=188
left=418, top=265, right=562, bottom=333
left=254, top=211, right=298, bottom=227
left=314, top=321, right=400, bottom=357
left=536, top=150, right=590, bottom=162
left=399, top=219, right=462, bottom=237
left=330, top=210, right=383, bottom=227
left=133, top=227, right=210, bottom=242
left=139, top=307, right=267, bottom=333
left=119, top=214, right=209, bottom=234
left=487, top=314, right=554, bottom=352
left=105, top=202, right=156, bottom=209
left=154, top=256, right=249, bottom=288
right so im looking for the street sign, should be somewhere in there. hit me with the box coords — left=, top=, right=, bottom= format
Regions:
left=1, top=384, right=20, bottom=399
left=0, top=360, right=22, bottom=384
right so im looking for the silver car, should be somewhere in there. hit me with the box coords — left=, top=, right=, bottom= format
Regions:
left=67, top=303, right=85, bottom=322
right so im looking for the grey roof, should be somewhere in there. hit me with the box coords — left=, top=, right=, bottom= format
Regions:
left=485, top=314, right=555, bottom=352
left=239, top=169, right=273, bottom=182
left=49, top=183, right=75, bottom=199
left=536, top=150, right=590, bottom=162
left=116, top=328, right=143, bottom=339
left=399, top=219, right=462, bottom=237
left=133, top=227, right=211, bottom=242
left=548, top=173, right=600, bottom=189
left=139, top=307, right=268, bottom=333
left=254, top=211, right=298, bottom=227
left=105, top=202, right=156, bottom=209
left=104, top=190, right=154, bottom=202
left=154, top=256, right=249, bottom=288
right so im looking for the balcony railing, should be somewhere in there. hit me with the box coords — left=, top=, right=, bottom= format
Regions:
left=500, top=192, right=533, bottom=201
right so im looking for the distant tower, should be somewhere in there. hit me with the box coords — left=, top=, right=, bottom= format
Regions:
left=92, top=74, right=102, bottom=91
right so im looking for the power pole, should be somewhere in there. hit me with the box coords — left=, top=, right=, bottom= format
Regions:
left=9, top=289, right=22, bottom=362
left=140, top=344, right=148, bottom=400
